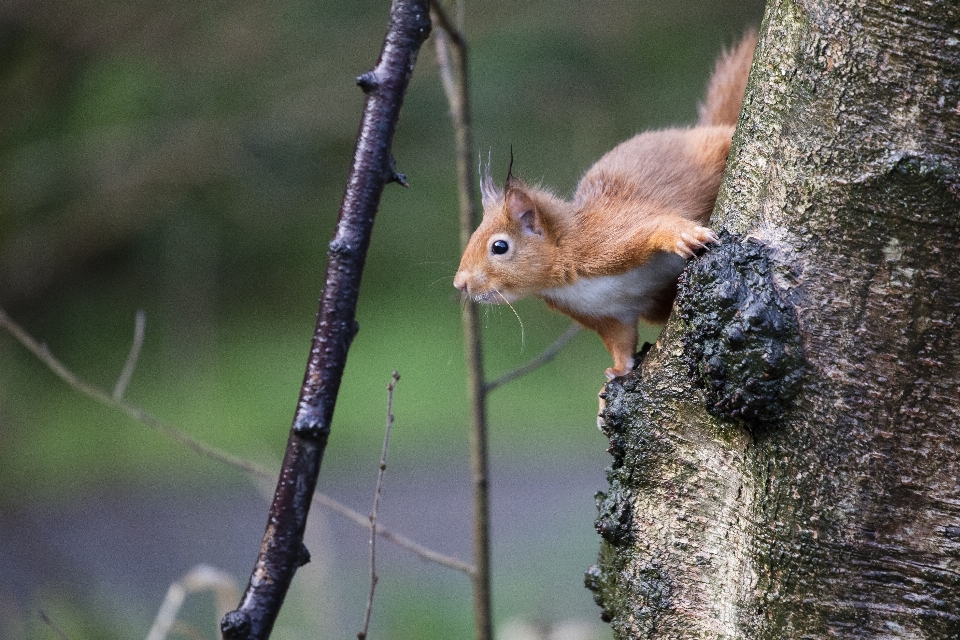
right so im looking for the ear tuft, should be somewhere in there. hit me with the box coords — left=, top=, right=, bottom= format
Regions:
left=479, top=151, right=502, bottom=209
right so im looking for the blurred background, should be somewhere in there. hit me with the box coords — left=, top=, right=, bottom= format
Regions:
left=0, top=0, right=765, bottom=638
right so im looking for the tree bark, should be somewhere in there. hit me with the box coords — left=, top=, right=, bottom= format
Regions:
left=588, top=0, right=960, bottom=637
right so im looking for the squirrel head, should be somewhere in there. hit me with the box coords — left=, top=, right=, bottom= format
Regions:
left=454, top=160, right=570, bottom=303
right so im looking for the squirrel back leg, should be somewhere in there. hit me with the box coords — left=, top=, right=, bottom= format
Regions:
left=579, top=315, right=639, bottom=427
left=597, top=318, right=639, bottom=381
left=561, top=312, right=639, bottom=381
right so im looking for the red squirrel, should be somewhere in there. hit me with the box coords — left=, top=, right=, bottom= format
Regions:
left=454, top=31, right=757, bottom=384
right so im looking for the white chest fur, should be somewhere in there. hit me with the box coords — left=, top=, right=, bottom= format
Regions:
left=539, top=252, right=686, bottom=323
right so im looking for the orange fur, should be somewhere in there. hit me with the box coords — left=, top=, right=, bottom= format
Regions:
left=698, top=29, right=758, bottom=127
left=454, top=31, right=757, bottom=382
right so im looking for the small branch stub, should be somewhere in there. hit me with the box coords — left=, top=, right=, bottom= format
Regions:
left=356, top=71, right=379, bottom=93
left=388, top=155, right=409, bottom=187
left=298, top=544, right=311, bottom=568
left=291, top=416, right=330, bottom=441
left=220, top=610, right=252, bottom=640
left=676, top=230, right=804, bottom=428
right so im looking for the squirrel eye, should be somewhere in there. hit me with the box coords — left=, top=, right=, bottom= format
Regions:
left=491, top=239, right=509, bottom=255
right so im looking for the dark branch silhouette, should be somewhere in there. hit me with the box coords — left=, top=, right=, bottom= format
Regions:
left=221, top=3, right=431, bottom=639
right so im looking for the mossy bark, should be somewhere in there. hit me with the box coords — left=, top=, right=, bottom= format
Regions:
left=588, top=0, right=960, bottom=637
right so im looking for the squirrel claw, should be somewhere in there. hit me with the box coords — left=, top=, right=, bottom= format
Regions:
left=695, top=226, right=720, bottom=244
left=676, top=226, right=718, bottom=258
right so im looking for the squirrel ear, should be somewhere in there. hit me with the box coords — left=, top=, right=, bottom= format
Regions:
left=506, top=188, right=543, bottom=237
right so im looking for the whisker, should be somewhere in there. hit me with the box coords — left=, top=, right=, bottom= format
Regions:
left=494, top=290, right=525, bottom=349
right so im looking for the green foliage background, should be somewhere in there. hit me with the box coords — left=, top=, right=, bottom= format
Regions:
left=0, top=0, right=764, bottom=638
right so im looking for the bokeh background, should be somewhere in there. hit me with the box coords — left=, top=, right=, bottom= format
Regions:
left=0, top=0, right=765, bottom=638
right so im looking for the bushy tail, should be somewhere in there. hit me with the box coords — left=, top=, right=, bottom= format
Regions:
left=697, top=29, right=758, bottom=127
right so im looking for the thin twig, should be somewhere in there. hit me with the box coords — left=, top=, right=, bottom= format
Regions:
left=113, top=308, right=146, bottom=400
left=146, top=565, right=239, bottom=640
left=0, top=306, right=269, bottom=477
left=431, top=3, right=494, bottom=640
left=358, top=371, right=401, bottom=640
left=485, top=323, right=581, bottom=393
left=431, top=0, right=474, bottom=249
left=430, top=0, right=466, bottom=51
left=0, top=306, right=473, bottom=575
left=313, top=490, right=474, bottom=574
left=38, top=611, right=71, bottom=640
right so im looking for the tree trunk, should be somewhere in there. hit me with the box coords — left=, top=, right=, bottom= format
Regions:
left=587, top=0, right=960, bottom=637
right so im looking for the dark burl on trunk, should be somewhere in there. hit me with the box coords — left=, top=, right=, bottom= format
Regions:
left=588, top=0, right=960, bottom=637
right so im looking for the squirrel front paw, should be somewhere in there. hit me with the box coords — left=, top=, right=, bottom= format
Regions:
left=675, top=225, right=718, bottom=258
left=604, top=358, right=635, bottom=382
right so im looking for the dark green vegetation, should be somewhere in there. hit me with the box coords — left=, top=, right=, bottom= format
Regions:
left=0, top=1, right=764, bottom=638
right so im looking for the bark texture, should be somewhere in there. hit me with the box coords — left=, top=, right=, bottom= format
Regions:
left=588, top=0, right=960, bottom=637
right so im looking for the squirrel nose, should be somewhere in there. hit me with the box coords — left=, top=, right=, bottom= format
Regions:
left=453, top=271, right=467, bottom=293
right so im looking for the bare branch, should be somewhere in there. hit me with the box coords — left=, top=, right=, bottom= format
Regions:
left=380, top=531, right=473, bottom=574
left=113, top=308, right=146, bottom=400
left=430, top=0, right=475, bottom=247
left=312, top=490, right=474, bottom=574
left=0, top=306, right=267, bottom=477
left=485, top=323, right=581, bottom=393
left=431, top=4, right=495, bottom=639
left=224, top=3, right=432, bottom=637
left=358, top=371, right=401, bottom=640
left=430, top=0, right=466, bottom=51
left=0, top=306, right=473, bottom=575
